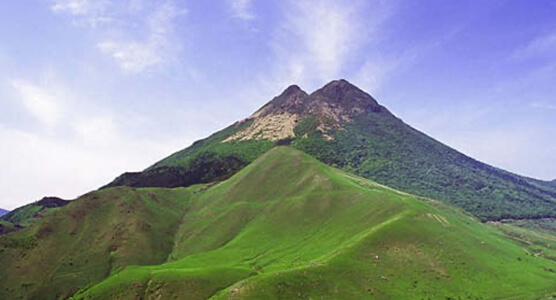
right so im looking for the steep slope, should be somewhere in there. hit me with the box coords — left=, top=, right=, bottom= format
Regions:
left=107, top=80, right=556, bottom=221
left=74, top=147, right=556, bottom=299
left=0, top=187, right=199, bottom=299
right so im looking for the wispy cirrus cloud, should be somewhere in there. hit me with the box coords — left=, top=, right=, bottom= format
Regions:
left=262, top=0, right=395, bottom=91
left=228, top=0, right=255, bottom=21
left=98, top=1, right=186, bottom=73
left=51, top=0, right=186, bottom=73
left=50, top=0, right=113, bottom=27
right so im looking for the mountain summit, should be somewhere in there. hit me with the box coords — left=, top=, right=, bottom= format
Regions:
left=2, top=81, right=556, bottom=299
left=107, top=79, right=556, bottom=221
left=226, top=79, right=390, bottom=142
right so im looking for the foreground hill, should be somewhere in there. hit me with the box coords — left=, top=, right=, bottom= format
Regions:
left=0, top=188, right=198, bottom=299
left=106, top=80, right=556, bottom=221
left=3, top=147, right=554, bottom=299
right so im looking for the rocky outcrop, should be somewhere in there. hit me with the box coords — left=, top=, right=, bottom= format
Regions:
left=224, top=79, right=391, bottom=142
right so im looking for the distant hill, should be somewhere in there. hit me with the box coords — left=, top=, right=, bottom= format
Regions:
left=107, top=80, right=556, bottom=221
left=3, top=147, right=554, bottom=299
left=0, top=197, right=70, bottom=230
left=0, top=209, right=7, bottom=217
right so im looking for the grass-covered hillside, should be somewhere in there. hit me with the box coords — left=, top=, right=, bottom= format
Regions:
left=0, top=197, right=71, bottom=235
left=0, top=197, right=69, bottom=227
left=4, top=147, right=554, bottom=299
left=107, top=80, right=556, bottom=222
left=0, top=187, right=200, bottom=299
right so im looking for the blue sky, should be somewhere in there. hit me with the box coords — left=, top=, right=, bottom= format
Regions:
left=0, top=0, right=555, bottom=209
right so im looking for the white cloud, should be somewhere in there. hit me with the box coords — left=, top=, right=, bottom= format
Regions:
left=51, top=0, right=186, bottom=72
left=51, top=0, right=95, bottom=15
left=261, top=0, right=395, bottom=91
left=228, top=0, right=255, bottom=21
left=0, top=75, right=190, bottom=210
left=98, top=41, right=164, bottom=72
left=281, top=0, right=359, bottom=82
left=0, top=123, right=185, bottom=210
left=98, top=1, right=185, bottom=73
left=51, top=0, right=113, bottom=27
left=72, top=116, right=119, bottom=143
left=10, top=80, right=65, bottom=126
left=0, top=71, right=198, bottom=210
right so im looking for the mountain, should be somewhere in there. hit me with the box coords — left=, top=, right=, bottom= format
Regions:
left=107, top=79, right=556, bottom=221
left=2, top=147, right=555, bottom=299
left=0, top=209, right=7, bottom=217
left=0, top=197, right=69, bottom=229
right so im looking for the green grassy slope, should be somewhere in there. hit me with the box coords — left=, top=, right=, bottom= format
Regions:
left=490, top=219, right=556, bottom=263
left=0, top=187, right=199, bottom=299
left=0, top=197, right=70, bottom=228
left=74, top=147, right=556, bottom=300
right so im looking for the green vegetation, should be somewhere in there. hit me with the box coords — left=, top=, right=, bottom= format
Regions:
left=0, top=197, right=69, bottom=228
left=489, top=219, right=556, bottom=262
left=1, top=204, right=42, bottom=226
left=129, top=108, right=556, bottom=221
left=4, top=147, right=553, bottom=299
left=0, top=187, right=199, bottom=299
left=292, top=113, right=556, bottom=221
left=150, top=120, right=275, bottom=170
left=105, top=81, right=556, bottom=221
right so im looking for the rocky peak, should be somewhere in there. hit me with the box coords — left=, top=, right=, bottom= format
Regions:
left=225, top=80, right=389, bottom=142
left=251, top=84, right=308, bottom=118
left=310, top=79, right=383, bottom=114
left=282, top=84, right=306, bottom=97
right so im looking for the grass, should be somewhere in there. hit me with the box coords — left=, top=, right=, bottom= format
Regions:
left=63, top=147, right=556, bottom=299
left=489, top=219, right=556, bottom=262
left=0, top=186, right=200, bottom=299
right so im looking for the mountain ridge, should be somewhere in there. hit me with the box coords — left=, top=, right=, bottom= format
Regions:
left=105, top=79, right=556, bottom=221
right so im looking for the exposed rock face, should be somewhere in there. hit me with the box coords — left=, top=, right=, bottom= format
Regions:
left=224, top=79, right=390, bottom=142
left=224, top=112, right=300, bottom=141
left=224, top=85, right=308, bottom=142
left=251, top=85, right=309, bottom=118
